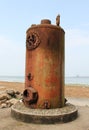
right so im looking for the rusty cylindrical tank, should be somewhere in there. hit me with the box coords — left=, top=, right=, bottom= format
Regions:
left=23, top=17, right=65, bottom=109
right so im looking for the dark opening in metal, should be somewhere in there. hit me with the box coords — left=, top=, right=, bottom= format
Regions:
left=23, top=89, right=28, bottom=97
left=33, top=92, right=37, bottom=99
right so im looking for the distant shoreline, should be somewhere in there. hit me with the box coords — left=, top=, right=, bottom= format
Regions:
left=65, top=83, right=89, bottom=87
left=0, top=80, right=89, bottom=86
left=0, top=80, right=89, bottom=87
left=0, top=75, right=89, bottom=85
left=1, top=76, right=89, bottom=85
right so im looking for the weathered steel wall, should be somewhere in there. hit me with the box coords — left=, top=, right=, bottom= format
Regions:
left=23, top=18, right=65, bottom=109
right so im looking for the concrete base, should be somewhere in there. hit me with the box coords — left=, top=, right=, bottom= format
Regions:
left=11, top=101, right=78, bottom=124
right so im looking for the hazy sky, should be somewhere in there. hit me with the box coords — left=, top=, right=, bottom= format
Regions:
left=0, top=0, right=89, bottom=76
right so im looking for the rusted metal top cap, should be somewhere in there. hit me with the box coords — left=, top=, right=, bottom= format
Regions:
left=41, top=19, right=51, bottom=24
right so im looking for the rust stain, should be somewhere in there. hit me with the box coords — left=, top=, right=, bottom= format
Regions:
left=23, top=16, right=65, bottom=108
left=45, top=76, right=59, bottom=84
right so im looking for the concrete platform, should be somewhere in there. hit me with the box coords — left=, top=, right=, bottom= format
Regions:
left=11, top=101, right=78, bottom=124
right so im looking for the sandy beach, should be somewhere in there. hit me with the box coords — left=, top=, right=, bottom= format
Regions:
left=0, top=81, right=89, bottom=98
left=0, top=81, right=89, bottom=130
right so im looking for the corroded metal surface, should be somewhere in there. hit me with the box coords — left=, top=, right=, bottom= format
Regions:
left=24, top=16, right=65, bottom=108
left=23, top=87, right=38, bottom=108
left=26, top=31, right=40, bottom=50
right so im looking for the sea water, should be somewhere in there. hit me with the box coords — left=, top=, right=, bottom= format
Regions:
left=0, top=76, right=24, bottom=83
left=65, top=76, right=89, bottom=85
left=0, top=76, right=89, bottom=85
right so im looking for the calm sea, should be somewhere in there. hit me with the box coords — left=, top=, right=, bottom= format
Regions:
left=0, top=76, right=25, bottom=83
left=65, top=77, right=89, bottom=85
left=0, top=76, right=89, bottom=85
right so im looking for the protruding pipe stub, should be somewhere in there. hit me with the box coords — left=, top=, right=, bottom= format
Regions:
left=23, top=87, right=38, bottom=108
left=41, top=19, right=51, bottom=24
left=56, top=15, right=60, bottom=26
left=31, top=24, right=36, bottom=27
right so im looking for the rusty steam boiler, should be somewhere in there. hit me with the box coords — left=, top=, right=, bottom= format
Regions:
left=23, top=15, right=65, bottom=109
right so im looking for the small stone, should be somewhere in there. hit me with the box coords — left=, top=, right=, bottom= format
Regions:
left=15, top=91, right=20, bottom=95
left=6, top=90, right=15, bottom=97
left=7, top=103, right=12, bottom=107
left=0, top=93, right=11, bottom=100
left=1, top=103, right=7, bottom=108
left=15, top=94, right=22, bottom=100
left=9, top=98, right=18, bottom=105
left=6, top=99, right=18, bottom=107
left=1, top=99, right=7, bottom=103
left=0, top=101, right=1, bottom=105
left=6, top=101, right=12, bottom=107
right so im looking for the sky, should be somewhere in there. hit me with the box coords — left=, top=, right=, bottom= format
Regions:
left=0, top=0, right=89, bottom=77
